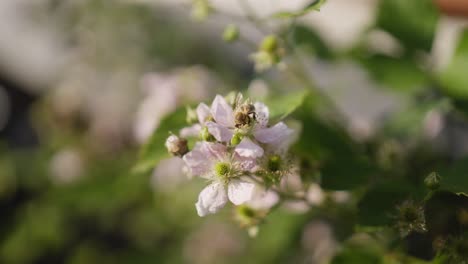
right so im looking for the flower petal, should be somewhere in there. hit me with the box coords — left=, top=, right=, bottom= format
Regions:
left=197, top=103, right=211, bottom=124
left=183, top=142, right=226, bottom=177
left=211, top=95, right=235, bottom=127
left=254, top=122, right=293, bottom=145
left=180, top=124, right=202, bottom=138
left=206, top=121, right=234, bottom=142
left=234, top=138, right=264, bottom=158
left=254, top=102, right=269, bottom=127
left=195, top=182, right=228, bottom=217
left=234, top=155, right=258, bottom=172
left=248, top=186, right=279, bottom=210
left=227, top=179, right=255, bottom=205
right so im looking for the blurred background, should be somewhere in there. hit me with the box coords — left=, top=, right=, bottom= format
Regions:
left=0, top=0, right=468, bottom=263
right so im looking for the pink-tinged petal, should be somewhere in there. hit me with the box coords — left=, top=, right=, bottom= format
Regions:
left=183, top=143, right=213, bottom=176
left=227, top=179, right=255, bottom=205
left=234, top=138, right=264, bottom=158
left=183, top=142, right=226, bottom=177
left=200, top=141, right=228, bottom=161
left=195, top=182, right=228, bottom=217
left=197, top=103, right=211, bottom=124
left=211, top=95, right=235, bottom=127
left=206, top=121, right=234, bottom=142
left=254, top=122, right=293, bottom=145
left=234, top=155, right=258, bottom=172
left=248, top=186, right=279, bottom=210
left=254, top=102, right=269, bottom=127
left=180, top=124, right=202, bottom=138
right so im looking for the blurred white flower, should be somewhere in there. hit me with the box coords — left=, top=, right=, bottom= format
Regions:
left=247, top=79, right=269, bottom=100
left=423, top=109, right=445, bottom=139
left=183, top=222, right=244, bottom=264
left=134, top=66, right=217, bottom=143
left=301, top=220, right=338, bottom=264
left=151, top=157, right=187, bottom=192
left=49, top=148, right=84, bottom=185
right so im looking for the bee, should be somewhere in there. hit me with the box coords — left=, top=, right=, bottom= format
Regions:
left=234, top=94, right=256, bottom=128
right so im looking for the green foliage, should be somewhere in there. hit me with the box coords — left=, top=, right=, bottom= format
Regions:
left=291, top=25, right=334, bottom=59
left=358, top=180, right=425, bottom=226
left=437, top=159, right=468, bottom=195
left=438, top=31, right=468, bottom=100
left=134, top=107, right=187, bottom=174
left=265, top=89, right=310, bottom=122
left=293, top=95, right=374, bottom=190
left=376, top=0, right=439, bottom=52
left=358, top=54, right=428, bottom=94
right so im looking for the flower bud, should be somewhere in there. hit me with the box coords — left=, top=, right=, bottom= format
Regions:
left=236, top=205, right=257, bottom=227
left=267, top=155, right=281, bottom=172
left=260, top=35, right=278, bottom=53
left=424, top=172, right=441, bottom=190
left=223, top=24, right=239, bottom=43
left=165, top=135, right=189, bottom=157
left=191, top=0, right=212, bottom=21
left=200, top=126, right=214, bottom=141
left=230, top=132, right=244, bottom=146
left=186, top=106, right=198, bottom=124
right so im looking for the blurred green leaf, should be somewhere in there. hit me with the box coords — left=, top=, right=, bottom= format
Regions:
left=438, top=31, right=468, bottom=100
left=134, top=107, right=187, bottom=174
left=359, top=54, right=428, bottom=94
left=266, top=89, right=309, bottom=122
left=292, top=25, right=334, bottom=59
left=272, top=0, right=327, bottom=18
left=292, top=95, right=374, bottom=190
left=358, top=180, right=425, bottom=226
left=377, top=0, right=439, bottom=52
left=331, top=236, right=384, bottom=264
left=437, top=158, right=468, bottom=195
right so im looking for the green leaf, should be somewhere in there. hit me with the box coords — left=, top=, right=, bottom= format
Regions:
left=291, top=25, right=334, bottom=59
left=437, top=158, right=468, bottom=195
left=133, top=107, right=187, bottom=174
left=359, top=54, right=428, bottom=94
left=376, top=0, right=439, bottom=52
left=272, top=0, right=327, bottom=18
left=438, top=31, right=468, bottom=100
left=358, top=180, right=424, bottom=226
left=266, top=89, right=309, bottom=122
left=292, top=95, right=374, bottom=190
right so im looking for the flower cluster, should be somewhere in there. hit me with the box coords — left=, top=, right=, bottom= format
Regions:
left=165, top=94, right=295, bottom=217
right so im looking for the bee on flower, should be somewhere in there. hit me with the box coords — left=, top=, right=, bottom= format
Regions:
left=165, top=93, right=297, bottom=217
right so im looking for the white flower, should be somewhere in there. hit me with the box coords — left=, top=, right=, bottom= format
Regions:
left=183, top=141, right=259, bottom=216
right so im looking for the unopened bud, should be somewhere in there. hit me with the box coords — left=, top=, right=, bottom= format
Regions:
left=236, top=205, right=257, bottom=226
left=230, top=132, right=244, bottom=146
left=165, top=135, right=189, bottom=157
left=186, top=106, right=198, bottom=124
left=260, top=35, right=278, bottom=53
left=424, top=172, right=441, bottom=190
left=223, top=24, right=239, bottom=43
left=200, top=126, right=214, bottom=141
left=191, top=0, right=212, bottom=21
left=267, top=155, right=281, bottom=172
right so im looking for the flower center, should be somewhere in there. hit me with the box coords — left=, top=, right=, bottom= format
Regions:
left=214, top=162, right=231, bottom=178
left=267, top=155, right=281, bottom=172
